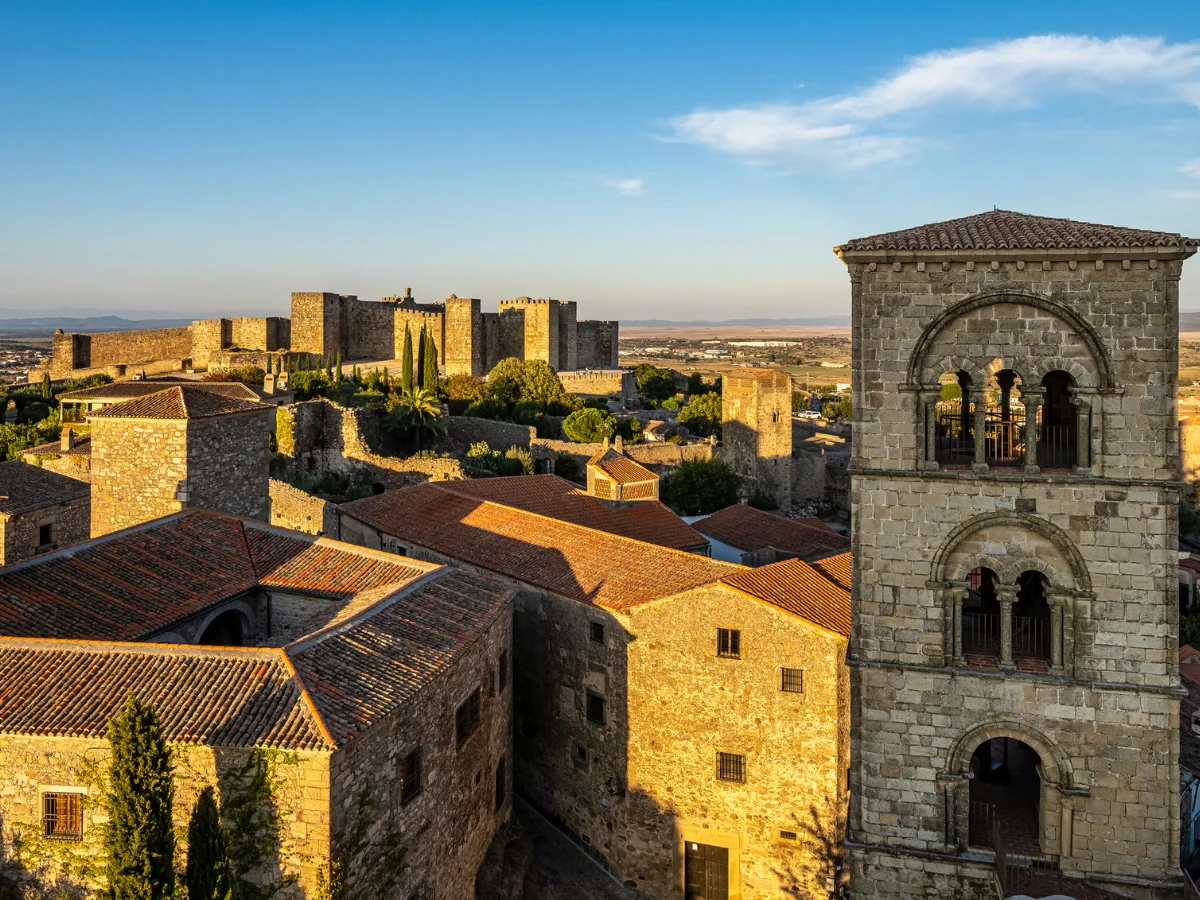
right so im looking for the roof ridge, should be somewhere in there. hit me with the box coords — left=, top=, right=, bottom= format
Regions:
left=273, top=646, right=337, bottom=748
left=0, top=509, right=197, bottom=575
left=0, top=633, right=291, bottom=659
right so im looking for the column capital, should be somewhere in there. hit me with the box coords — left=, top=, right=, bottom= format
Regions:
left=996, top=585, right=1018, bottom=604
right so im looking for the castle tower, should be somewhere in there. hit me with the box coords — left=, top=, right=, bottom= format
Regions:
left=722, top=370, right=792, bottom=511
left=837, top=211, right=1197, bottom=898
left=444, top=295, right=483, bottom=376
left=498, top=297, right=561, bottom=368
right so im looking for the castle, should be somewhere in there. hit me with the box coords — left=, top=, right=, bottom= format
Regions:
left=43, top=290, right=619, bottom=379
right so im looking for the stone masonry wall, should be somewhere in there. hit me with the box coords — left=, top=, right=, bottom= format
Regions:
left=347, top=297, right=397, bottom=361
left=445, top=296, right=483, bottom=376
left=268, top=478, right=339, bottom=537
left=190, top=319, right=231, bottom=369
left=557, top=370, right=637, bottom=404
left=290, top=292, right=342, bottom=359
left=444, top=417, right=536, bottom=451
left=722, top=371, right=793, bottom=510
left=186, top=410, right=272, bottom=522
left=498, top=298, right=560, bottom=367
left=0, top=494, right=90, bottom=566
left=393, top=308, right=446, bottom=368
left=48, top=327, right=193, bottom=378
left=329, top=592, right=513, bottom=900
left=558, top=301, right=578, bottom=372
left=577, top=321, right=619, bottom=369
left=0, top=735, right=329, bottom=899
left=90, top=417, right=189, bottom=536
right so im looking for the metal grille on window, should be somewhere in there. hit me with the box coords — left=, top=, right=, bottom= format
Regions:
left=42, top=792, right=82, bottom=840
left=456, top=689, right=481, bottom=747
left=590, top=622, right=604, bottom=644
left=781, top=668, right=804, bottom=693
left=400, top=749, right=422, bottom=805
left=716, top=752, right=745, bottom=783
left=717, top=628, right=741, bottom=659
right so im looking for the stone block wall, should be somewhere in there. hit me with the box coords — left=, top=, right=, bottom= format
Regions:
left=445, top=296, right=483, bottom=376
left=347, top=296, right=398, bottom=361
left=557, top=301, right=578, bottom=372
left=392, top=308, right=445, bottom=368
left=230, top=316, right=287, bottom=351
left=186, top=411, right=272, bottom=522
left=498, top=298, right=560, bottom=367
left=290, top=292, right=343, bottom=359
left=577, top=321, right=620, bottom=369
left=268, top=478, right=339, bottom=537
left=444, top=416, right=535, bottom=451
left=329, top=592, right=513, bottom=900
left=722, top=371, right=793, bottom=510
left=0, top=494, right=90, bottom=565
left=558, top=370, right=637, bottom=404
left=190, top=319, right=231, bottom=369
left=49, top=327, right=193, bottom=378
left=90, top=417, right=189, bottom=536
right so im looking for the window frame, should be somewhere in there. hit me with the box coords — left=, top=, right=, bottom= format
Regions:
left=400, top=748, right=422, bottom=805
left=586, top=690, right=606, bottom=726
left=42, top=791, right=83, bottom=841
left=780, top=667, right=804, bottom=693
left=716, top=751, right=746, bottom=784
left=455, top=688, right=482, bottom=748
left=589, top=621, right=605, bottom=644
left=717, top=628, right=741, bottom=659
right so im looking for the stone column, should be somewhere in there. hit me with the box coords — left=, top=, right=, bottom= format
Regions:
left=1047, top=592, right=1064, bottom=675
left=1023, top=388, right=1043, bottom=475
left=972, top=389, right=988, bottom=473
left=951, top=582, right=968, bottom=666
left=937, top=772, right=970, bottom=850
left=997, top=584, right=1017, bottom=669
left=1072, top=393, right=1092, bottom=473
left=924, top=391, right=940, bottom=471
left=1051, top=589, right=1075, bottom=678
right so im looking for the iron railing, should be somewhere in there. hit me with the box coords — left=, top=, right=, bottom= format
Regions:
left=1012, top=615, right=1050, bottom=660
left=963, top=613, right=1000, bottom=656
left=991, top=821, right=1062, bottom=897
left=935, top=405, right=974, bottom=466
left=969, top=801, right=996, bottom=849
left=1036, top=424, right=1076, bottom=469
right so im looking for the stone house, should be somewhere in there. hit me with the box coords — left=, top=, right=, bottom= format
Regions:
left=56, top=379, right=279, bottom=423
left=837, top=210, right=1198, bottom=898
left=690, top=503, right=849, bottom=565
left=0, top=509, right=513, bottom=900
left=339, top=482, right=852, bottom=899
left=585, top=445, right=661, bottom=502
left=22, top=428, right=93, bottom=481
left=88, top=384, right=273, bottom=536
left=0, top=460, right=89, bottom=565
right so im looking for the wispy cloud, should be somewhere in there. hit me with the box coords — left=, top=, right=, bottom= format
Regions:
left=1183, top=159, right=1200, bottom=179
left=608, top=178, right=645, bottom=197
left=668, top=35, right=1200, bottom=172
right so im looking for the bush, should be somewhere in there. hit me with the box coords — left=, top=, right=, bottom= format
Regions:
left=563, top=407, right=617, bottom=443
left=204, top=365, right=265, bottom=385
left=486, top=358, right=580, bottom=416
left=554, top=453, right=582, bottom=483
left=677, top=392, right=723, bottom=439
left=616, top=417, right=643, bottom=444
left=465, top=441, right=501, bottom=473
left=634, top=364, right=675, bottom=404
left=444, top=374, right=485, bottom=415
left=288, top=370, right=332, bottom=401
left=748, top=488, right=780, bottom=511
left=687, top=372, right=719, bottom=395
left=502, top=445, right=535, bottom=476
left=464, top=397, right=509, bottom=420
left=661, top=396, right=682, bottom=410
left=823, top=396, right=852, bottom=420
left=791, top=390, right=811, bottom=414
left=662, top=458, right=740, bottom=516
left=0, top=413, right=61, bottom=460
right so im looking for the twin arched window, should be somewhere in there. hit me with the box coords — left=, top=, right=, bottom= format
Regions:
left=950, top=567, right=1067, bottom=675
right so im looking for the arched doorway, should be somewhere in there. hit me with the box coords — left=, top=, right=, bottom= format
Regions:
left=1013, top=571, right=1052, bottom=671
left=983, top=368, right=1026, bottom=468
left=968, top=737, right=1043, bottom=856
left=199, top=610, right=245, bottom=646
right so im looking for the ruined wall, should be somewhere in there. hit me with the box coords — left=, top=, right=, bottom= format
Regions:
left=290, top=292, right=342, bottom=359
left=329, top=594, right=513, bottom=900
left=186, top=410, right=272, bottom=522
left=444, top=416, right=535, bottom=451
left=723, top=371, right=793, bottom=510
left=445, top=296, right=483, bottom=377
left=0, top=494, right=90, bottom=566
left=268, top=478, right=339, bottom=537
left=90, top=417, right=189, bottom=536
left=557, top=301, right=578, bottom=372
left=0, top=735, right=329, bottom=899
left=576, top=321, right=619, bottom=369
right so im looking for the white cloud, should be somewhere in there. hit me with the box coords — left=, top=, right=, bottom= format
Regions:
left=668, top=34, right=1200, bottom=172
left=1182, top=159, right=1200, bottom=179
left=609, top=178, right=645, bottom=197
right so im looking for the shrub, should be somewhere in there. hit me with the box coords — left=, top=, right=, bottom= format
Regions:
left=677, top=392, right=722, bottom=439
left=503, top=445, right=535, bottom=476
left=661, top=396, right=682, bottom=410
left=823, top=396, right=852, bottom=420
left=554, top=453, right=582, bottom=483
left=463, top=397, right=508, bottom=420
left=486, top=358, right=580, bottom=416
left=204, top=365, right=265, bottom=385
left=288, top=370, right=332, bottom=401
left=662, top=458, right=740, bottom=516
left=616, top=417, right=643, bottom=444
left=748, top=488, right=780, bottom=511
left=465, top=441, right=500, bottom=472
left=633, top=364, right=675, bottom=404
left=791, top=390, right=811, bottom=414
left=0, top=413, right=61, bottom=460
left=563, top=407, right=616, bottom=443
left=444, top=374, right=485, bottom=415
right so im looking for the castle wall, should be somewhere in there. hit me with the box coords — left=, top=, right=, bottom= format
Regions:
left=722, top=371, right=793, bottom=510
left=49, top=327, right=194, bottom=378
left=290, top=292, right=342, bottom=359
left=576, top=321, right=619, bottom=369
left=499, top=298, right=559, bottom=367
left=558, top=301, right=578, bottom=372
left=445, top=296, right=483, bottom=376
left=230, top=316, right=288, bottom=352
left=345, top=297, right=396, bottom=361
left=392, top=308, right=445, bottom=370
left=557, top=370, right=637, bottom=404
left=190, top=319, right=230, bottom=369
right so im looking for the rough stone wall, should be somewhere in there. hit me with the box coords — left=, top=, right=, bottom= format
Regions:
left=0, top=735, right=329, bottom=899
left=722, top=371, right=793, bottom=510
left=268, top=478, right=339, bottom=537
left=230, top=316, right=288, bottom=352
left=444, top=417, right=535, bottom=451
left=482, top=308, right=526, bottom=371
left=290, top=292, right=342, bottom=359
left=531, top=438, right=713, bottom=476
left=90, top=417, right=189, bottom=536
left=557, top=370, right=637, bottom=404
left=623, top=585, right=849, bottom=900
left=392, top=308, right=446, bottom=369
left=347, top=297, right=397, bottom=361
left=190, top=319, right=230, bottom=369
left=846, top=252, right=1191, bottom=898
left=329, top=594, right=513, bottom=900
left=49, top=327, right=194, bottom=378
left=498, top=298, right=560, bottom=367
left=185, top=411, right=272, bottom=522
left=27, top=452, right=91, bottom=482
left=445, top=296, right=483, bottom=376
left=576, top=321, right=619, bottom=369
left=0, top=495, right=90, bottom=565
left=558, top=301, right=578, bottom=372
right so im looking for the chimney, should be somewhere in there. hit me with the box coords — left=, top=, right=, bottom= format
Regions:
left=614, top=434, right=624, bottom=453
left=602, top=436, right=610, bottom=450
left=60, top=428, right=74, bottom=452
left=262, top=372, right=276, bottom=396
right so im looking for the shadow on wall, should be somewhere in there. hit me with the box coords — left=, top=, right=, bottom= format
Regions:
left=722, top=419, right=792, bottom=508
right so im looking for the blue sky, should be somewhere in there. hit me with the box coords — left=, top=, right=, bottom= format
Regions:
left=2, top=1, right=1199, bottom=319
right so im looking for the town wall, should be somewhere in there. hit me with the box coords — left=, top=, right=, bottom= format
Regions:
left=0, top=736, right=329, bottom=900
left=444, top=416, right=535, bottom=451
left=290, top=292, right=343, bottom=359
left=445, top=296, right=483, bottom=377
left=48, top=327, right=194, bottom=378
left=268, top=478, right=339, bottom=537
left=498, top=298, right=560, bottom=367
left=346, top=296, right=397, bottom=361
left=90, top=417, right=189, bottom=536
left=329, top=592, right=513, bottom=900
left=557, top=369, right=637, bottom=404
left=576, top=320, right=620, bottom=369
left=558, top=301, right=578, bottom=372
left=190, top=319, right=231, bottom=369
left=186, top=410, right=272, bottom=522
left=231, top=316, right=288, bottom=352
left=0, top=494, right=90, bottom=566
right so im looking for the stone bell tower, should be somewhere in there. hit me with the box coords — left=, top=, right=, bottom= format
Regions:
left=836, top=210, right=1197, bottom=898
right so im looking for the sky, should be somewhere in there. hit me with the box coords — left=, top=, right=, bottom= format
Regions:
left=2, top=1, right=1199, bottom=320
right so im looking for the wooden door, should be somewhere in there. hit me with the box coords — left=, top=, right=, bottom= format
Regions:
left=684, top=841, right=729, bottom=900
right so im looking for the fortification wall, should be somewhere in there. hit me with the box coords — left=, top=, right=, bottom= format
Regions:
left=291, top=292, right=342, bottom=358
left=557, top=301, right=577, bottom=371
left=532, top=438, right=712, bottom=473
left=576, top=320, right=619, bottom=369
left=230, top=316, right=288, bottom=351
left=444, top=296, right=482, bottom=376
left=392, top=308, right=445, bottom=366
left=345, top=297, right=395, bottom=360
left=558, top=369, right=636, bottom=403
left=189, top=319, right=229, bottom=369
left=49, top=327, right=193, bottom=378
left=498, top=298, right=559, bottom=366
left=444, top=416, right=535, bottom=450
left=269, top=478, right=339, bottom=537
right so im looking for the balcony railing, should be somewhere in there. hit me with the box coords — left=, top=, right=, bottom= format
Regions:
left=1036, top=424, right=1076, bottom=469
left=1012, top=616, right=1050, bottom=660
left=963, top=613, right=1000, bottom=655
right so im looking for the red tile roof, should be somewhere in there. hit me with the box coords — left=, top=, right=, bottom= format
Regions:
left=693, top=504, right=850, bottom=562
left=24, top=435, right=92, bottom=458
left=587, top=449, right=657, bottom=485
left=341, top=483, right=741, bottom=612
left=836, top=210, right=1199, bottom=254
left=87, top=385, right=266, bottom=420
left=721, top=558, right=851, bottom=637
left=436, top=475, right=706, bottom=551
left=0, top=461, right=88, bottom=517
left=59, top=381, right=261, bottom=403
left=1181, top=557, right=1200, bottom=577
left=811, top=552, right=851, bottom=592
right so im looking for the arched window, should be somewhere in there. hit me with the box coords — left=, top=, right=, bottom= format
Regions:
left=968, top=737, right=1046, bottom=860
left=983, top=369, right=1025, bottom=468
left=934, top=371, right=974, bottom=467
left=961, top=567, right=1000, bottom=664
left=199, top=610, right=245, bottom=646
left=1035, top=371, right=1080, bottom=469
left=1013, top=571, right=1052, bottom=667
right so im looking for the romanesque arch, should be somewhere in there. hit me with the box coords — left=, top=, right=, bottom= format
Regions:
left=946, top=718, right=1074, bottom=787
left=930, top=512, right=1091, bottom=592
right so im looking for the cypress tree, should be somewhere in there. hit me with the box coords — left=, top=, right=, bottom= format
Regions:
left=401, top=324, right=414, bottom=395
left=334, top=351, right=343, bottom=383
left=265, top=353, right=272, bottom=373
left=186, top=785, right=232, bottom=900
left=416, top=324, right=427, bottom=389
left=105, top=694, right=175, bottom=900
left=423, top=328, right=438, bottom=392
left=41, top=371, right=52, bottom=399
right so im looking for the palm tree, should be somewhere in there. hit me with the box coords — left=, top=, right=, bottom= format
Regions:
left=383, top=387, right=446, bottom=451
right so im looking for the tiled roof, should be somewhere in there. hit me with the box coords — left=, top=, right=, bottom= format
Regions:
left=0, top=461, right=88, bottom=516
left=436, top=475, right=707, bottom=551
left=721, top=558, right=851, bottom=637
left=1181, top=645, right=1200, bottom=665
left=86, top=385, right=266, bottom=420
left=24, top=434, right=92, bottom=458
left=811, top=552, right=851, bottom=592
left=1182, top=557, right=1200, bottom=577
left=587, top=448, right=657, bottom=485
left=341, top=483, right=742, bottom=612
left=693, top=504, right=850, bottom=562
left=59, top=381, right=261, bottom=403
left=836, top=210, right=1200, bottom=254
left=1181, top=677, right=1200, bottom=777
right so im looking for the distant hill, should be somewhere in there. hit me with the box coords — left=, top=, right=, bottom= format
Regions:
left=625, top=316, right=851, bottom=327
left=0, top=315, right=196, bottom=336
left=1182, top=311, right=1200, bottom=331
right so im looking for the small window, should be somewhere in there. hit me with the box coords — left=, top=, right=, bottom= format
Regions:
left=495, top=755, right=506, bottom=811
left=717, top=628, right=741, bottom=659
left=38, top=523, right=54, bottom=548
left=780, top=829, right=797, bottom=841
left=400, top=748, right=422, bottom=805
left=42, top=792, right=82, bottom=841
left=455, top=689, right=481, bottom=747
left=488, top=670, right=496, bottom=698
left=576, top=745, right=587, bottom=762
left=590, top=622, right=605, bottom=644
left=498, top=650, right=508, bottom=693
left=716, top=752, right=745, bottom=783
left=781, top=668, right=804, bottom=693
left=586, top=691, right=606, bottom=726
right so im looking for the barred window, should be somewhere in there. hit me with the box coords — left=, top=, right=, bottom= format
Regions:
left=590, top=622, right=605, bottom=644
left=779, top=829, right=797, bottom=841
left=42, top=792, right=82, bottom=841
left=456, top=689, right=481, bottom=747
left=498, top=649, right=508, bottom=693
left=716, top=752, right=745, bottom=783
left=781, top=668, right=804, bottom=693
left=586, top=691, right=606, bottom=725
left=400, top=748, right=422, bottom=805
left=717, top=628, right=741, bottom=659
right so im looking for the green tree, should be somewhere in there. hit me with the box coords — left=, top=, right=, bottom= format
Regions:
left=823, top=396, right=852, bottom=420
left=423, top=329, right=439, bottom=392
left=677, top=392, right=723, bottom=438
left=662, top=458, right=740, bottom=516
left=485, top=358, right=579, bottom=415
left=105, top=694, right=175, bottom=900
left=687, top=372, right=718, bottom=396
left=186, top=785, right=232, bottom=900
left=382, top=387, right=446, bottom=451
left=633, top=364, right=675, bottom=404
left=334, top=351, right=343, bottom=384
left=401, top=324, right=414, bottom=395
left=563, top=407, right=617, bottom=443
left=444, top=374, right=485, bottom=415
left=41, top=372, right=52, bottom=399
left=791, top=390, right=811, bottom=414
left=416, top=325, right=427, bottom=388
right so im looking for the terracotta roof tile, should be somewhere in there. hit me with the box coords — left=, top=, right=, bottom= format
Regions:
left=836, top=210, right=1199, bottom=254
left=693, top=504, right=850, bottom=562
left=59, top=381, right=261, bottom=403
left=721, top=558, right=851, bottom=637
left=0, top=461, right=88, bottom=516
left=1181, top=677, right=1200, bottom=777
left=811, top=552, right=851, bottom=592
left=436, top=475, right=706, bottom=551
left=587, top=449, right=658, bottom=485
left=24, top=435, right=92, bottom=458
left=87, top=385, right=265, bottom=420
left=341, top=483, right=741, bottom=611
